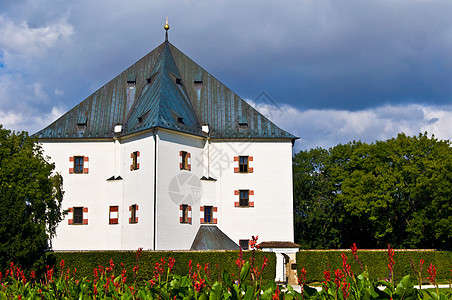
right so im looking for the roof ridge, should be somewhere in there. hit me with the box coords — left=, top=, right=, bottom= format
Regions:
left=122, top=43, right=166, bottom=126
left=166, top=42, right=202, bottom=125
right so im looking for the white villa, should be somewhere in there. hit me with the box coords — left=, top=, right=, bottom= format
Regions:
left=36, top=24, right=298, bottom=263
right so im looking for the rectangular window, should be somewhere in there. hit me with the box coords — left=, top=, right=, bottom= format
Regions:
left=109, top=206, right=119, bottom=224
left=73, top=207, right=83, bottom=224
left=181, top=204, right=189, bottom=223
left=180, top=151, right=191, bottom=170
left=181, top=151, right=188, bottom=170
left=239, top=156, right=248, bottom=173
left=239, top=190, right=249, bottom=207
left=74, top=156, right=84, bottom=174
left=239, top=239, right=249, bottom=250
left=129, top=204, right=138, bottom=224
left=204, top=206, right=213, bottom=224
left=132, top=151, right=139, bottom=170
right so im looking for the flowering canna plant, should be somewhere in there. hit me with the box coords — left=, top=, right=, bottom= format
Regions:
left=0, top=241, right=451, bottom=299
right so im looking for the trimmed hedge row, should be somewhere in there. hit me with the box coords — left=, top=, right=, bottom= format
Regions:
left=296, top=250, right=451, bottom=282
left=49, top=250, right=276, bottom=283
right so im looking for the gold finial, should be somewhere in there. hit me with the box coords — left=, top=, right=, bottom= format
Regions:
left=164, top=17, right=170, bottom=31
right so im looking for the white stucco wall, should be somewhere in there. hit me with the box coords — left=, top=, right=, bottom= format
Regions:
left=41, top=131, right=156, bottom=251
left=209, top=140, right=294, bottom=246
left=154, top=129, right=205, bottom=250
left=40, top=129, right=294, bottom=251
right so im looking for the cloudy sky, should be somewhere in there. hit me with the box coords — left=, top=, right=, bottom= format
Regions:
left=1, top=0, right=451, bottom=151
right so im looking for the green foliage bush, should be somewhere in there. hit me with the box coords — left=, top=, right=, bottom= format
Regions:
left=293, top=133, right=452, bottom=250
left=296, top=250, right=452, bottom=282
left=0, top=125, right=63, bottom=273
left=50, top=250, right=276, bottom=283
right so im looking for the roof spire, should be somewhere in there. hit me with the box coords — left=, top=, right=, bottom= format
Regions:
left=164, top=17, right=170, bottom=42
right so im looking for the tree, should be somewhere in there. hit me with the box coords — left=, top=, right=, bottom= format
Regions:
left=0, top=125, right=63, bottom=272
left=293, top=147, right=342, bottom=249
left=293, top=133, right=452, bottom=250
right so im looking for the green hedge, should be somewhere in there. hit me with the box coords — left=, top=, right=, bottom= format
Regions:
left=49, top=250, right=276, bottom=284
left=296, top=250, right=452, bottom=282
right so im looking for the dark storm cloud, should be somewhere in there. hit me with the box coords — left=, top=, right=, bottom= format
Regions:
left=0, top=0, right=451, bottom=141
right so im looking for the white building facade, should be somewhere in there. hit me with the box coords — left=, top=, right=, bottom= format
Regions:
left=36, top=30, right=297, bottom=251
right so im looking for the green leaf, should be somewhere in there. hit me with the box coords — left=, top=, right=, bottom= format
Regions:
left=222, top=271, right=233, bottom=289
left=209, top=282, right=223, bottom=300
left=240, top=261, right=250, bottom=285
left=242, top=287, right=254, bottom=300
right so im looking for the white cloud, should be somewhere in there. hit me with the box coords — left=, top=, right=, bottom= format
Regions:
left=54, top=89, right=64, bottom=97
left=0, top=15, right=74, bottom=57
left=0, top=106, right=63, bottom=134
left=248, top=101, right=452, bottom=151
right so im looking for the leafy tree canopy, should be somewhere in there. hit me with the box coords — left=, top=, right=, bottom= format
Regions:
left=0, top=125, right=63, bottom=272
left=293, top=132, right=451, bottom=250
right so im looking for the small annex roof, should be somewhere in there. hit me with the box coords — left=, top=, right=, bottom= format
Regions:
left=190, top=225, right=240, bottom=250
left=258, top=241, right=300, bottom=248
left=35, top=29, right=297, bottom=141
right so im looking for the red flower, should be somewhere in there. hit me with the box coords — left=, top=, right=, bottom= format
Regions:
left=235, top=258, right=242, bottom=268
left=261, top=256, right=268, bottom=273
left=204, top=263, right=210, bottom=277
left=419, top=259, right=424, bottom=275
left=298, top=267, right=307, bottom=285
left=136, top=247, right=143, bottom=260
left=272, top=286, right=281, bottom=299
left=334, top=269, right=344, bottom=288
left=194, top=278, right=205, bottom=292
left=351, top=243, right=357, bottom=256
left=323, top=270, right=331, bottom=291
left=323, top=270, right=331, bottom=282
left=341, top=252, right=352, bottom=276
left=168, top=257, right=176, bottom=271
left=342, top=281, right=351, bottom=299
left=249, top=235, right=260, bottom=250
left=387, top=244, right=395, bottom=282
left=427, top=263, right=436, bottom=283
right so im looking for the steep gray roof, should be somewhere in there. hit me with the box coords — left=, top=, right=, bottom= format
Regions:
left=35, top=38, right=296, bottom=140
left=190, top=225, right=239, bottom=250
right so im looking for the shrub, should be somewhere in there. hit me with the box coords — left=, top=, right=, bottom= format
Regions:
left=50, top=250, right=276, bottom=284
left=296, top=249, right=452, bottom=282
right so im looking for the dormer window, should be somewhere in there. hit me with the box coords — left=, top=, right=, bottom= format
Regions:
left=177, top=117, right=184, bottom=124
left=176, top=78, right=182, bottom=85
left=238, top=116, right=248, bottom=128
left=138, top=116, right=143, bottom=124
left=77, top=118, right=87, bottom=136
left=146, top=72, right=158, bottom=84
left=127, top=73, right=136, bottom=84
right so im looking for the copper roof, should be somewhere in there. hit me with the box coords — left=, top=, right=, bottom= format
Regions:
left=35, top=37, right=296, bottom=141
